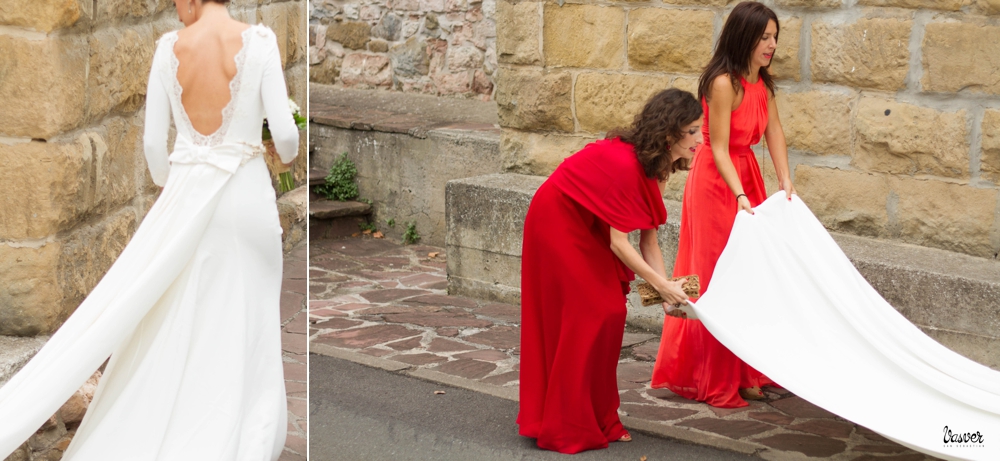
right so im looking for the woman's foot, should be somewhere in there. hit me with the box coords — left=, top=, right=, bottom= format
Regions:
left=617, top=432, right=632, bottom=442
left=739, top=387, right=765, bottom=401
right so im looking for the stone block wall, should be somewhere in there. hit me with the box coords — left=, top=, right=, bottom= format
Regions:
left=309, top=0, right=498, bottom=100
left=0, top=0, right=307, bottom=338
left=496, top=0, right=1000, bottom=260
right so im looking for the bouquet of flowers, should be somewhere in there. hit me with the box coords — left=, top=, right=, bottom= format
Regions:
left=263, top=98, right=307, bottom=192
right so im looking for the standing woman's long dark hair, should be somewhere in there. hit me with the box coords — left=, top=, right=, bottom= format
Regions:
left=697, top=2, right=779, bottom=101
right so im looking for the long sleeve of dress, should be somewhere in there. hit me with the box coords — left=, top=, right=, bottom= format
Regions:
left=143, top=50, right=171, bottom=187
left=260, top=34, right=299, bottom=163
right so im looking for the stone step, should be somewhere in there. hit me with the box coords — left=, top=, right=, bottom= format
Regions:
left=310, top=200, right=371, bottom=219
left=308, top=167, right=326, bottom=185
left=309, top=199, right=373, bottom=241
left=445, top=173, right=1000, bottom=370
left=0, top=336, right=47, bottom=386
left=309, top=84, right=502, bottom=246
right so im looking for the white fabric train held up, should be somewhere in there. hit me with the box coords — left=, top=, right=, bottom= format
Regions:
left=691, top=192, right=1000, bottom=461
left=0, top=24, right=298, bottom=460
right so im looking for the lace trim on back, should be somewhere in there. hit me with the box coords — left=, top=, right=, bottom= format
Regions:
left=165, top=26, right=254, bottom=147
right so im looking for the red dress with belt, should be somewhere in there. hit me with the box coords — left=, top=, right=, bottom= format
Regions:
left=651, top=75, right=776, bottom=408
left=518, top=138, right=667, bottom=454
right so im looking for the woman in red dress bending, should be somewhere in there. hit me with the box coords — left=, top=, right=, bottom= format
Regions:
left=518, top=89, right=702, bottom=454
left=651, top=1, right=796, bottom=408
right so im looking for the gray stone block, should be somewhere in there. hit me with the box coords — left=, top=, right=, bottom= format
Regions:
left=0, top=335, right=46, bottom=386
left=445, top=173, right=1000, bottom=369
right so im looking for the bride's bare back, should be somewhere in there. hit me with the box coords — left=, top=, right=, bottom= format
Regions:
left=173, top=18, right=250, bottom=136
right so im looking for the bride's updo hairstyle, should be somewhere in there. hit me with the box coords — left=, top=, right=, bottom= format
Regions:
left=607, top=88, right=703, bottom=181
left=698, top=1, right=779, bottom=102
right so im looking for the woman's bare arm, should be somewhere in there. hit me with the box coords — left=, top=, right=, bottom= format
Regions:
left=610, top=228, right=687, bottom=306
left=708, top=75, right=754, bottom=214
left=763, top=91, right=795, bottom=199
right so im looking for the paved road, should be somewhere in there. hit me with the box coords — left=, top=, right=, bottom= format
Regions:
left=309, top=354, right=756, bottom=461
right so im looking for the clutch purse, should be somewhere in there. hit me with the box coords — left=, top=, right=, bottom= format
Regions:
left=635, top=275, right=700, bottom=307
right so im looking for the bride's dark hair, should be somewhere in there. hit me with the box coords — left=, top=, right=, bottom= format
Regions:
left=697, top=1, right=779, bottom=102
left=607, top=88, right=703, bottom=181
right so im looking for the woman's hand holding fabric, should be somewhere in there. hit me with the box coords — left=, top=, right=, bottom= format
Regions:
left=737, top=194, right=754, bottom=215
left=779, top=177, right=796, bottom=201
left=655, top=278, right=689, bottom=308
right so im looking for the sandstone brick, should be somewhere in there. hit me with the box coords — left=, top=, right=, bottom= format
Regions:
left=261, top=3, right=290, bottom=67
left=575, top=73, right=671, bottom=134
left=795, top=166, right=889, bottom=238
left=543, top=4, right=624, bottom=69
left=0, top=35, right=87, bottom=138
left=980, top=109, right=1000, bottom=183
left=890, top=178, right=998, bottom=258
left=0, top=0, right=81, bottom=32
left=369, top=39, right=389, bottom=53
left=502, top=129, right=593, bottom=175
left=0, top=243, right=62, bottom=336
left=628, top=8, right=713, bottom=74
left=341, top=53, right=392, bottom=87
left=776, top=91, right=853, bottom=156
left=853, top=97, right=969, bottom=178
left=496, top=0, right=540, bottom=65
left=58, top=208, right=139, bottom=323
left=661, top=0, right=729, bottom=5
left=287, top=1, right=306, bottom=65
left=87, top=25, right=156, bottom=122
left=811, top=18, right=911, bottom=91
left=95, top=0, right=156, bottom=23
left=774, top=0, right=841, bottom=6
left=495, top=68, right=574, bottom=132
left=96, top=116, right=142, bottom=212
left=0, top=138, right=94, bottom=240
left=326, top=20, right=371, bottom=50
left=976, top=0, right=1000, bottom=14
left=770, top=16, right=801, bottom=82
left=922, top=22, right=1000, bottom=95
left=671, top=77, right=699, bottom=97
left=857, top=0, right=965, bottom=9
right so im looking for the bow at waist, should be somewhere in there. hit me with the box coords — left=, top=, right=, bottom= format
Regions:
left=169, top=139, right=265, bottom=174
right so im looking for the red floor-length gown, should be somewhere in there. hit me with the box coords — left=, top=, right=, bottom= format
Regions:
left=518, top=138, right=667, bottom=454
left=651, top=75, right=776, bottom=408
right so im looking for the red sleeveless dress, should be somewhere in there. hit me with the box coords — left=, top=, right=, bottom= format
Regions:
left=650, top=75, right=776, bottom=408
left=518, top=138, right=667, bottom=453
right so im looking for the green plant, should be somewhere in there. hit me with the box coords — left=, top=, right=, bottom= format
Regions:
left=359, top=222, right=377, bottom=233
left=402, top=221, right=420, bottom=245
left=314, top=153, right=359, bottom=201
left=386, top=218, right=396, bottom=228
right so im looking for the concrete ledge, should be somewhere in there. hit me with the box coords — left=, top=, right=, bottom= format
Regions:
left=445, top=173, right=1000, bottom=370
left=309, top=85, right=507, bottom=246
left=0, top=335, right=47, bottom=386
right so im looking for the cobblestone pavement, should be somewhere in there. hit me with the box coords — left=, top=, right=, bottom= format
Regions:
left=280, top=242, right=308, bottom=461
left=308, top=237, right=938, bottom=461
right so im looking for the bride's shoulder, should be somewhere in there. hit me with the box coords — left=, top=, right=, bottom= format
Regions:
left=154, top=29, right=180, bottom=45
left=247, top=23, right=277, bottom=42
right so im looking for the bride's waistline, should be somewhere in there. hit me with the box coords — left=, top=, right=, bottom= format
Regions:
left=168, top=140, right=266, bottom=174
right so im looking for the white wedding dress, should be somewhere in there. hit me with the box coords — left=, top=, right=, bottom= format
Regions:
left=692, top=192, right=1000, bottom=461
left=0, top=24, right=298, bottom=460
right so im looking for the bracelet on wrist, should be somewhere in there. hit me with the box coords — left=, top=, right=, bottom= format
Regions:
left=736, top=193, right=747, bottom=201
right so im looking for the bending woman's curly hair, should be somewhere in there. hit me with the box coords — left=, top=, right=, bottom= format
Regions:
left=608, top=88, right=703, bottom=181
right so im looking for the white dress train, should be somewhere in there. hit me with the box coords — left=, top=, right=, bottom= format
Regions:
left=0, top=24, right=299, bottom=461
left=692, top=192, right=1000, bottom=461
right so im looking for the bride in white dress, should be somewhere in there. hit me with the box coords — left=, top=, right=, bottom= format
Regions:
left=0, top=1, right=298, bottom=459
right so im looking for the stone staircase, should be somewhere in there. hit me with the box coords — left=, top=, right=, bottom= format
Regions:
left=308, top=167, right=373, bottom=240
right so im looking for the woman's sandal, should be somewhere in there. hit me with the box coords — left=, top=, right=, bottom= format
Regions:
left=617, top=432, right=632, bottom=442
left=739, top=386, right=765, bottom=401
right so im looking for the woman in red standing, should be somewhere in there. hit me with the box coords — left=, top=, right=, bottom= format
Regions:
left=651, top=1, right=796, bottom=408
left=518, top=89, right=702, bottom=454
